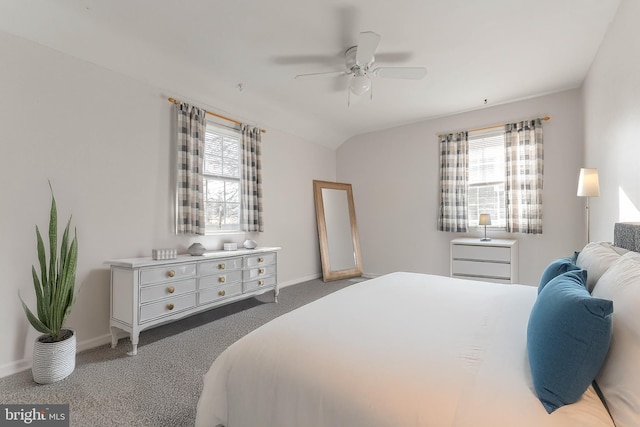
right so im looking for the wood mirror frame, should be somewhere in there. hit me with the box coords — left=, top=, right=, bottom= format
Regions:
left=313, top=180, right=363, bottom=281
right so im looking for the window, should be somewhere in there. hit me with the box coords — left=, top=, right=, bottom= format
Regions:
left=203, top=122, right=241, bottom=233
left=468, top=130, right=506, bottom=228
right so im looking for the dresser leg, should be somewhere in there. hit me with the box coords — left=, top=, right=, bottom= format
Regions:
left=110, top=327, right=118, bottom=349
left=127, top=333, right=139, bottom=356
left=274, top=288, right=279, bottom=303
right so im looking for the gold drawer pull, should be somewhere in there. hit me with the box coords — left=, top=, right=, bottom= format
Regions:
left=167, top=270, right=175, bottom=278
left=258, top=257, right=264, bottom=263
left=219, top=277, right=226, bottom=283
left=218, top=290, right=226, bottom=297
left=167, top=286, right=175, bottom=294
left=166, top=303, right=174, bottom=310
left=258, top=280, right=265, bottom=286
left=258, top=268, right=265, bottom=274
left=218, top=263, right=226, bottom=270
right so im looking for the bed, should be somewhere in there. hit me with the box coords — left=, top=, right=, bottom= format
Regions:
left=195, top=223, right=640, bottom=427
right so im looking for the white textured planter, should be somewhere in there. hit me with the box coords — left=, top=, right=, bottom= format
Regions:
left=32, top=329, right=76, bottom=384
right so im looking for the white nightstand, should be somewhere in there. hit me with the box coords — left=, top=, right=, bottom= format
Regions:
left=450, top=238, right=519, bottom=284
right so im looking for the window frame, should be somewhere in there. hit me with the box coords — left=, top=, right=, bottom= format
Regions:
left=467, top=129, right=507, bottom=230
left=202, top=120, right=243, bottom=235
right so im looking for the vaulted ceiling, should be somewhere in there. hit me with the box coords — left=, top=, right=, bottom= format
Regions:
left=0, top=0, right=620, bottom=148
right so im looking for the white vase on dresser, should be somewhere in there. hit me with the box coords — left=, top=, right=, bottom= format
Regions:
left=107, top=247, right=280, bottom=355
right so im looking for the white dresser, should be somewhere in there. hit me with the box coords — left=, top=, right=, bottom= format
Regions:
left=107, top=247, right=280, bottom=355
left=450, top=238, right=518, bottom=284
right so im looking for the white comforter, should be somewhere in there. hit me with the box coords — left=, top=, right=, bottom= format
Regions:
left=195, top=272, right=614, bottom=427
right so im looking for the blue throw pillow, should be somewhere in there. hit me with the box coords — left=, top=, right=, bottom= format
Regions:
left=538, top=258, right=582, bottom=294
left=527, top=269, right=613, bottom=413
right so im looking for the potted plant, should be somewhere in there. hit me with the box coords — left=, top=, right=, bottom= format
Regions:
left=19, top=183, right=78, bottom=384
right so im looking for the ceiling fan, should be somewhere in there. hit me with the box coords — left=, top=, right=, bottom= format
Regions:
left=295, top=31, right=427, bottom=102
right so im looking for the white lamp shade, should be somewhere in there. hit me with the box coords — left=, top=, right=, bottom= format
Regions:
left=577, top=168, right=600, bottom=197
left=479, top=213, right=492, bottom=226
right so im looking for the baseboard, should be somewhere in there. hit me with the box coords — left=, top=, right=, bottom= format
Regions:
left=0, top=332, right=117, bottom=379
left=0, top=358, right=31, bottom=379
left=278, top=273, right=322, bottom=288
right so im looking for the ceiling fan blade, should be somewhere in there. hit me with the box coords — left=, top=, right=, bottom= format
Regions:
left=295, top=70, right=348, bottom=79
left=355, top=31, right=380, bottom=66
left=372, top=67, right=427, bottom=80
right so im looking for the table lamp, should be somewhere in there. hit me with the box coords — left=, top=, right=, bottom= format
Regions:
left=479, top=213, right=492, bottom=241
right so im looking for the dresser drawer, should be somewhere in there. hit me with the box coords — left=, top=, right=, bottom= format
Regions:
left=139, top=293, right=197, bottom=323
left=140, top=263, right=196, bottom=286
left=140, top=278, right=197, bottom=304
left=244, top=252, right=276, bottom=268
left=243, top=275, right=276, bottom=293
left=199, top=257, right=242, bottom=275
left=452, top=244, right=511, bottom=262
left=452, top=260, right=511, bottom=280
left=199, top=270, right=243, bottom=289
left=199, top=283, right=243, bottom=305
left=243, top=264, right=276, bottom=281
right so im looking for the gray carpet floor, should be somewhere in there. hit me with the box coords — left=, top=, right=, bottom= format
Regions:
left=0, top=277, right=359, bottom=426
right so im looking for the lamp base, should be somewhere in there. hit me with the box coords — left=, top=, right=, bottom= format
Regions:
left=480, top=238, right=492, bottom=242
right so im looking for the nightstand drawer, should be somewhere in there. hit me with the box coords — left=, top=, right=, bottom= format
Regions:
left=452, top=244, right=511, bottom=262
left=452, top=260, right=511, bottom=280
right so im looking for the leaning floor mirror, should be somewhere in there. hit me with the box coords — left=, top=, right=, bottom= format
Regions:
left=313, top=180, right=363, bottom=281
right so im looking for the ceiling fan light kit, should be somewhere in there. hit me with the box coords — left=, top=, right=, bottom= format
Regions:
left=295, top=31, right=427, bottom=104
left=349, top=73, right=371, bottom=95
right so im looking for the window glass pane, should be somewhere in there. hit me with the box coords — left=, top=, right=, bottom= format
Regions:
left=226, top=181, right=240, bottom=203
left=205, top=133, right=223, bottom=156
left=205, top=179, right=225, bottom=202
left=203, top=122, right=242, bottom=233
left=204, top=156, right=222, bottom=176
left=468, top=130, right=506, bottom=228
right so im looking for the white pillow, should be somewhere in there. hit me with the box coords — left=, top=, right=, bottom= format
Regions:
left=591, top=252, right=640, bottom=427
left=576, top=242, right=621, bottom=292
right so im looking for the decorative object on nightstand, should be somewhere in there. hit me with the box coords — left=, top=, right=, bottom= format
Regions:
left=479, top=213, right=492, bottom=241
left=188, top=243, right=206, bottom=256
left=577, top=168, right=600, bottom=243
left=223, top=242, right=238, bottom=251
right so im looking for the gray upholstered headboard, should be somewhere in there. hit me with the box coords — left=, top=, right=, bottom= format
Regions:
left=613, top=222, right=640, bottom=252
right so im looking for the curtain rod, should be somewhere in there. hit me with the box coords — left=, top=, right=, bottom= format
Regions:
left=437, top=116, right=550, bottom=139
left=167, top=97, right=266, bottom=133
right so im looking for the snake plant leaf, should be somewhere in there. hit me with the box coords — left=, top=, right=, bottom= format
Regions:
left=19, top=295, right=52, bottom=336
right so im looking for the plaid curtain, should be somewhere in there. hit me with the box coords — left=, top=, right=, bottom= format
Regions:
left=504, top=119, right=544, bottom=234
left=176, top=103, right=206, bottom=235
left=438, top=132, right=469, bottom=232
left=241, top=125, right=263, bottom=232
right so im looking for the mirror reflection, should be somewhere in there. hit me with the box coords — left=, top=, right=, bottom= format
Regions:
left=313, top=180, right=363, bottom=281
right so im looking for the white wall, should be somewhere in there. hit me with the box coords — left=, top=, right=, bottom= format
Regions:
left=337, top=90, right=585, bottom=285
left=0, top=31, right=334, bottom=376
left=582, top=0, right=640, bottom=240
